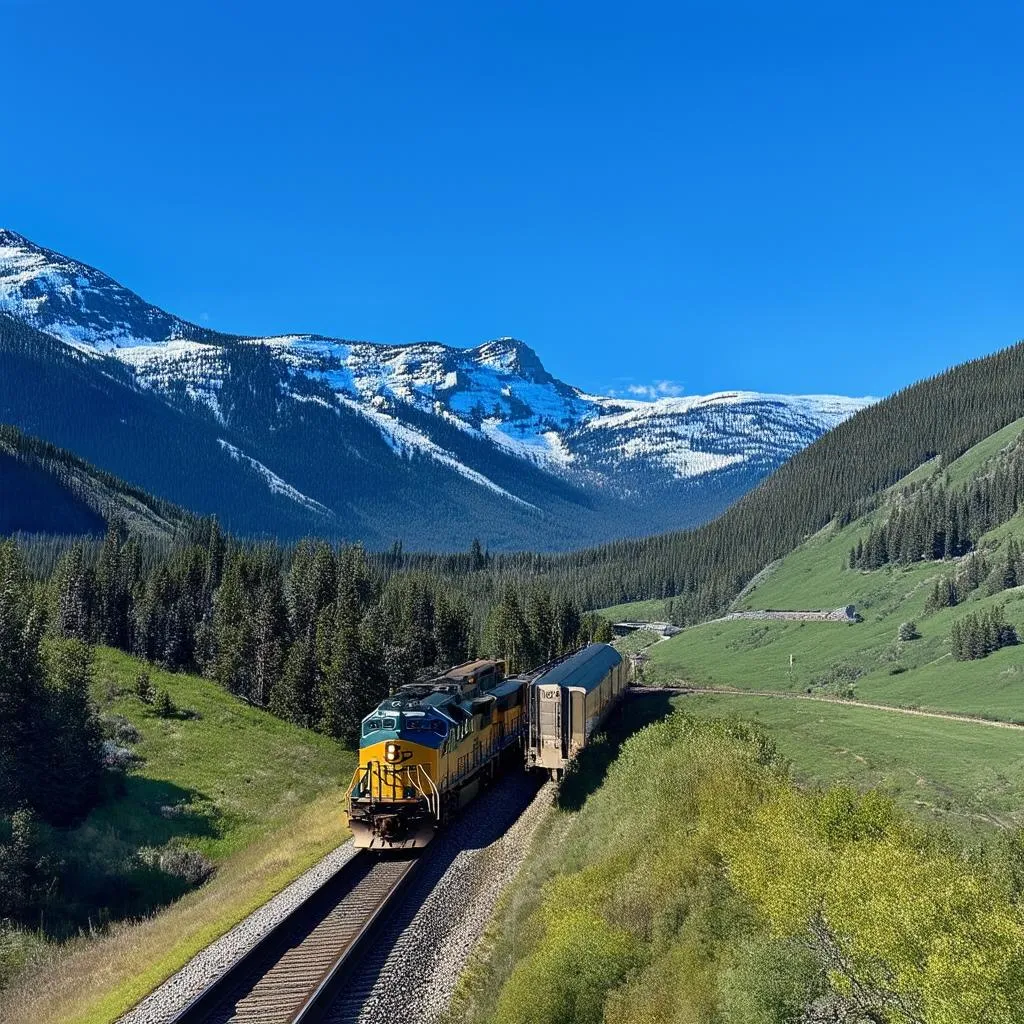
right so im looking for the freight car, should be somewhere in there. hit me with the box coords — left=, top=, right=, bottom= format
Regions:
left=345, top=659, right=529, bottom=850
left=525, top=643, right=626, bottom=778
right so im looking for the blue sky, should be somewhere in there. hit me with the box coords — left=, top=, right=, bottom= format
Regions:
left=4, top=0, right=1022, bottom=398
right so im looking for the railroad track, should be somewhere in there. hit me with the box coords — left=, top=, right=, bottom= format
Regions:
left=171, top=852, right=418, bottom=1024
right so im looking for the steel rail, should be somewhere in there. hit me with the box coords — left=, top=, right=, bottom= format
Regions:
left=169, top=852, right=418, bottom=1024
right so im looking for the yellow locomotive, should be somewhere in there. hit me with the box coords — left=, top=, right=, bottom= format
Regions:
left=344, top=659, right=528, bottom=850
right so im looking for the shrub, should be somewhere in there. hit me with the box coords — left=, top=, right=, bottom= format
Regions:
left=100, top=713, right=141, bottom=745
left=492, top=910, right=641, bottom=1024
left=897, top=621, right=920, bottom=642
left=101, top=739, right=140, bottom=771
left=154, top=689, right=176, bottom=718
left=158, top=846, right=215, bottom=886
left=0, top=923, right=46, bottom=990
left=717, top=935, right=824, bottom=1024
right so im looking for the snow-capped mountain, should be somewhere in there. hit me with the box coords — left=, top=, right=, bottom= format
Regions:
left=0, top=228, right=874, bottom=550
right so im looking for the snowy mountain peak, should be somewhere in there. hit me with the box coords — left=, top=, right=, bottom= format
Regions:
left=469, top=337, right=556, bottom=384
left=0, top=230, right=192, bottom=352
left=0, top=229, right=875, bottom=539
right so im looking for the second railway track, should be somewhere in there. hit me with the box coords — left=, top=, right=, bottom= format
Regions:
left=172, top=853, right=417, bottom=1024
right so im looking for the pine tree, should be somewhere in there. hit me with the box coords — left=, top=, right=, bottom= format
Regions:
left=52, top=543, right=95, bottom=642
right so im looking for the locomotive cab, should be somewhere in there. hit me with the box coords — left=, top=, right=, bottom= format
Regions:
left=346, top=704, right=449, bottom=850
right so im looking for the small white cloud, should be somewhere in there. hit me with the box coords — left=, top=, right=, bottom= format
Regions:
left=624, top=380, right=685, bottom=400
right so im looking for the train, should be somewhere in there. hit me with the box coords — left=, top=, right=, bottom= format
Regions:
left=344, top=643, right=625, bottom=850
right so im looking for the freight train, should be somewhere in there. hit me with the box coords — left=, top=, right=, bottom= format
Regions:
left=344, top=644, right=625, bottom=850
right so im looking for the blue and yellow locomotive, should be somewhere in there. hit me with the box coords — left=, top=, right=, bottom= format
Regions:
left=345, top=659, right=528, bottom=849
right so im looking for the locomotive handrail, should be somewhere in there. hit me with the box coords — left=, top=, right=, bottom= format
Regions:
left=346, top=762, right=440, bottom=821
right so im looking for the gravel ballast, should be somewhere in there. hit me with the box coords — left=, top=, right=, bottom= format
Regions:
left=325, top=773, right=553, bottom=1024
left=116, top=839, right=360, bottom=1024
left=118, top=772, right=552, bottom=1024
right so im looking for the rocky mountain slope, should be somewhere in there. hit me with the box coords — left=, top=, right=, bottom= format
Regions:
left=0, top=229, right=871, bottom=549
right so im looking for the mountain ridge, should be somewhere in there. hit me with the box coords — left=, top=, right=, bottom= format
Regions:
left=0, top=229, right=873, bottom=549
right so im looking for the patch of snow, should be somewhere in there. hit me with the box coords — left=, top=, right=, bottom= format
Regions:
left=217, top=440, right=333, bottom=516
left=480, top=418, right=575, bottom=468
left=338, top=398, right=539, bottom=510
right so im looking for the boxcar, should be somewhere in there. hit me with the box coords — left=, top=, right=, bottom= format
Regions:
left=526, top=643, right=626, bottom=778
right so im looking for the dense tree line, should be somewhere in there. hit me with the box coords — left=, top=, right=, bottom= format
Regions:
left=950, top=605, right=1019, bottom=661
left=35, top=522, right=611, bottom=746
left=849, top=438, right=1024, bottom=570
left=0, top=542, right=105, bottom=926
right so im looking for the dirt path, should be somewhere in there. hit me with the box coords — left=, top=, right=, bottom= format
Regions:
left=630, top=685, right=1024, bottom=731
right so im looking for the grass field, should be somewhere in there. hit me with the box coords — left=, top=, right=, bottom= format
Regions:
left=594, top=596, right=679, bottom=622
left=665, top=692, right=1024, bottom=831
left=1, top=648, right=356, bottom=1024
left=644, top=584, right=1024, bottom=720
left=86, top=647, right=352, bottom=860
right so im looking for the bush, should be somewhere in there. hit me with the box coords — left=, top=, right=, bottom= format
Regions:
left=718, top=935, right=824, bottom=1024
left=157, top=846, right=215, bottom=886
left=897, top=621, right=920, bottom=642
left=493, top=909, right=641, bottom=1024
left=101, top=739, right=140, bottom=771
left=0, top=923, right=46, bottom=990
left=101, top=713, right=141, bottom=745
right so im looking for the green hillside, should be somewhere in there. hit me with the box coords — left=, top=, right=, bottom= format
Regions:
left=3, top=647, right=355, bottom=1024
left=661, top=693, right=1024, bottom=831
left=645, top=417, right=1024, bottom=720
left=456, top=712, right=1024, bottom=1024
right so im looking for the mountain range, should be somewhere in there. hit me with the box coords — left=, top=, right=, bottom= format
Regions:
left=0, top=229, right=872, bottom=549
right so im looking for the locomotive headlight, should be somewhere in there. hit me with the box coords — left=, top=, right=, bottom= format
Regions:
left=385, top=742, right=398, bottom=763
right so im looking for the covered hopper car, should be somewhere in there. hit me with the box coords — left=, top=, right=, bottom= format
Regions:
left=525, top=643, right=626, bottom=778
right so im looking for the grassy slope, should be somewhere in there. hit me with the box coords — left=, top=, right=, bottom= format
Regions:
left=669, top=693, right=1024, bottom=831
left=87, top=648, right=351, bottom=859
left=3, top=648, right=355, bottom=1024
left=595, top=597, right=678, bottom=622
left=645, top=418, right=1024, bottom=721
left=629, top=420, right=1024, bottom=830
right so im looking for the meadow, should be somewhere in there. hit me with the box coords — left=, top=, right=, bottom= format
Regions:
left=1, top=647, right=355, bottom=1024
left=670, top=692, right=1024, bottom=831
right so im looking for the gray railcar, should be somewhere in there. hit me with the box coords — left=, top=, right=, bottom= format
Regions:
left=526, top=643, right=627, bottom=777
